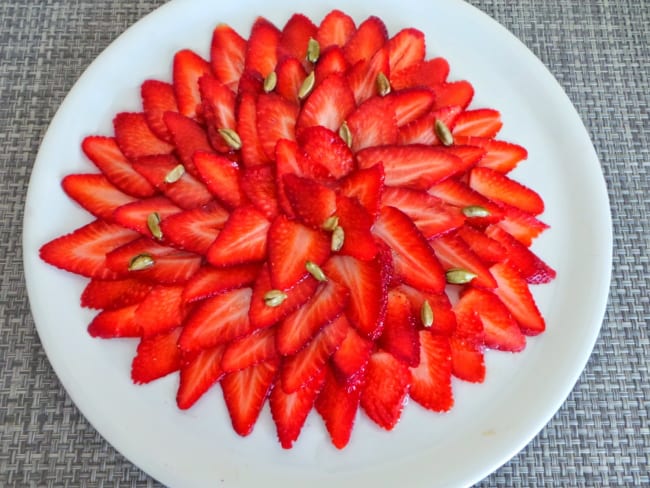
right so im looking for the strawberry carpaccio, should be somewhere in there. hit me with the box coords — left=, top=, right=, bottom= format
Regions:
left=40, top=10, right=556, bottom=449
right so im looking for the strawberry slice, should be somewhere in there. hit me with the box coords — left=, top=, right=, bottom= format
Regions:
left=455, top=136, right=528, bottom=173
left=394, top=284, right=457, bottom=335
left=277, top=13, right=317, bottom=66
left=141, top=80, right=179, bottom=142
left=428, top=177, right=504, bottom=224
left=222, top=326, right=278, bottom=372
left=356, top=144, right=467, bottom=190
left=275, top=57, right=307, bottom=103
left=163, top=111, right=214, bottom=177
left=470, top=167, right=545, bottom=216
left=297, top=73, right=356, bottom=132
left=387, top=28, right=425, bottom=74
left=267, top=214, right=330, bottom=290
left=221, top=358, right=279, bottom=436
left=173, top=49, right=212, bottom=119
left=343, top=16, right=387, bottom=65
left=314, top=45, right=349, bottom=82
left=193, top=151, right=245, bottom=209
left=270, top=368, right=326, bottom=449
left=430, top=232, right=497, bottom=289
left=87, top=305, right=140, bottom=338
left=210, top=23, right=247, bottom=90
left=81, top=278, right=152, bottom=310
left=360, top=350, right=411, bottom=430
left=245, top=17, right=281, bottom=77
left=113, top=112, right=174, bottom=160
left=346, top=47, right=389, bottom=105
left=397, top=105, right=463, bottom=146
left=39, top=220, right=139, bottom=280
left=280, top=314, right=349, bottom=392
left=334, top=195, right=379, bottom=261
left=182, top=263, right=261, bottom=303
left=159, top=201, right=228, bottom=255
left=112, top=196, right=181, bottom=236
left=178, top=287, right=253, bottom=352
left=177, top=345, right=226, bottom=409
left=453, top=108, right=503, bottom=138
left=389, top=88, right=436, bottom=127
left=236, top=92, right=271, bottom=167
left=240, top=165, right=280, bottom=220
left=339, top=164, right=385, bottom=217
left=198, top=74, right=236, bottom=147
left=378, top=290, right=420, bottom=367
left=431, top=80, right=474, bottom=110
left=256, top=93, right=299, bottom=160
left=391, top=57, right=450, bottom=91
left=496, top=203, right=549, bottom=246
left=331, top=325, right=373, bottom=384
left=346, top=95, right=398, bottom=152
left=206, top=206, right=270, bottom=267
left=449, top=336, right=485, bottom=383
left=316, top=9, right=356, bottom=49
left=297, top=125, right=354, bottom=178
left=373, top=206, right=446, bottom=293
left=131, top=327, right=183, bottom=384
left=409, top=331, right=453, bottom=411
left=81, top=136, right=156, bottom=198
left=276, top=280, right=349, bottom=355
left=136, top=284, right=187, bottom=337
left=62, top=173, right=137, bottom=221
left=457, top=224, right=508, bottom=264
left=283, top=174, right=336, bottom=229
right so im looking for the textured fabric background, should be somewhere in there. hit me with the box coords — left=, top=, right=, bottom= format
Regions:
left=1, top=0, right=648, bottom=486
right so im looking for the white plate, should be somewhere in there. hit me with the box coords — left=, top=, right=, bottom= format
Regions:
left=22, top=0, right=612, bottom=486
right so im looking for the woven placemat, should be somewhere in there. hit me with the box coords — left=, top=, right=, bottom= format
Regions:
left=0, top=1, right=647, bottom=486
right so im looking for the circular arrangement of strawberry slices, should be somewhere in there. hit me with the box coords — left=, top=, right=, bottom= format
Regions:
left=39, top=10, right=556, bottom=449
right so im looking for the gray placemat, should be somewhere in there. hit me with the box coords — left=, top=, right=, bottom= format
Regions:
left=1, top=1, right=648, bottom=486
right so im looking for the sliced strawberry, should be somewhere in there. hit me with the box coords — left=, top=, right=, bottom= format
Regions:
left=275, top=57, right=307, bottom=103
left=62, top=173, right=137, bottom=221
left=378, top=290, right=420, bottom=367
left=331, top=325, right=373, bottom=384
left=444, top=146, right=485, bottom=170
left=276, top=280, right=349, bottom=355
left=409, top=331, right=453, bottom=411
left=182, top=263, right=261, bottom=303
left=267, top=214, right=330, bottom=290
left=381, top=186, right=465, bottom=238
left=394, top=284, right=457, bottom=335
left=316, top=10, right=356, bottom=49
left=112, top=196, right=181, bottom=236
left=141, top=80, right=179, bottom=142
left=360, top=350, right=411, bottom=430
left=192, top=151, right=245, bottom=208
left=131, top=327, right=182, bottom=384
left=449, top=335, right=485, bottom=383
left=160, top=201, right=228, bottom=255
left=490, top=262, right=545, bottom=335
left=431, top=80, right=474, bottom=110
left=391, top=57, right=450, bottom=91
left=221, top=358, right=279, bottom=436
left=199, top=74, right=236, bottom=140
left=210, top=23, right=247, bottom=90
left=430, top=232, right=497, bottom=289
left=237, top=69, right=265, bottom=96
left=343, top=16, right=387, bottom=65
left=163, top=111, right=214, bottom=177
left=457, top=224, right=508, bottom=264
left=132, top=154, right=213, bottom=210
left=387, top=28, right=425, bottom=74
left=297, top=73, right=356, bottom=132
left=81, top=136, right=157, bottom=198
left=177, top=345, right=226, bottom=409
left=315, top=366, right=362, bottom=449
left=455, top=136, right=528, bottom=173
left=334, top=195, right=379, bottom=261
left=173, top=49, right=212, bottom=119
left=389, top=88, right=436, bottom=127
left=221, top=326, right=278, bottom=372
left=470, top=167, right=544, bottom=216
left=339, top=164, right=385, bottom=217
left=39, top=220, right=139, bottom=280
left=236, top=92, right=271, bottom=167
left=427, top=178, right=504, bottom=224
left=206, top=206, right=270, bottom=267
left=372, top=206, right=446, bottom=293
left=345, top=95, right=398, bottom=152
left=496, top=203, right=549, bottom=246
left=323, top=255, right=387, bottom=339
left=81, top=278, right=152, bottom=310
left=240, top=165, right=280, bottom=220
left=277, top=13, right=317, bottom=66
left=136, top=284, right=187, bottom=337
left=280, top=314, right=348, bottom=392
left=397, top=105, right=463, bottom=146
left=113, top=112, right=174, bottom=160
left=453, top=108, right=502, bottom=138
left=297, top=125, right=354, bottom=178
left=178, top=287, right=253, bottom=352
left=314, top=45, right=349, bottom=82
left=87, top=305, right=140, bottom=338
left=245, top=17, right=281, bottom=77
left=283, top=174, right=336, bottom=229
left=356, top=145, right=467, bottom=190
left=346, top=46, right=389, bottom=104
left=256, top=93, right=299, bottom=159
left=270, top=368, right=326, bottom=449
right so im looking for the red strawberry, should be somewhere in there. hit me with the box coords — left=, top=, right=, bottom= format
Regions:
left=314, top=45, right=349, bottom=82
left=131, top=327, right=183, bottom=384
left=346, top=47, right=389, bottom=104
left=206, top=206, right=270, bottom=267
left=409, top=331, right=453, bottom=411
left=141, top=80, right=179, bottom=142
left=39, top=220, right=139, bottom=280
left=236, top=92, right=271, bottom=167
left=193, top=151, right=245, bottom=208
left=173, top=49, right=212, bottom=119
left=163, top=111, right=214, bottom=177
left=182, top=263, right=261, bottom=303
left=113, top=112, right=174, bottom=160
left=283, top=174, right=336, bottom=229
left=87, top=305, right=140, bottom=338
left=430, top=232, right=497, bottom=289
left=457, top=224, right=508, bottom=264
left=452, top=109, right=502, bottom=138
left=112, top=196, right=181, bottom=236
left=275, top=57, right=307, bottom=103
left=339, top=164, right=385, bottom=217
left=81, top=278, right=152, bottom=310
left=391, top=57, right=450, bottom=91
left=62, top=173, right=137, bottom=221
left=449, top=336, right=485, bottom=383
left=270, top=368, right=326, bottom=449
left=210, top=23, right=247, bottom=90
left=297, top=73, right=356, bottom=132
left=316, top=10, right=356, bottom=49
left=431, top=80, right=474, bottom=110
left=198, top=74, right=236, bottom=147
left=455, top=136, right=528, bottom=173
left=159, top=201, right=229, bottom=255
left=177, top=345, right=226, bottom=409
left=280, top=314, right=349, bottom=392
left=240, top=165, right=280, bottom=220
left=334, top=195, right=379, bottom=261
left=343, top=16, right=387, bottom=65
left=221, top=326, right=278, bottom=372
left=356, top=145, right=468, bottom=190
left=178, top=287, right=253, bottom=352
left=331, top=325, right=373, bottom=384
left=221, top=358, right=279, bottom=436
left=378, top=290, right=420, bottom=367
left=387, top=28, right=425, bottom=74
left=427, top=177, right=504, bottom=224
left=360, top=350, right=411, bottom=430
left=267, top=214, right=330, bottom=290
left=496, top=203, right=549, bottom=246
left=345, top=95, right=398, bottom=152
left=81, top=136, right=156, bottom=198
left=397, top=105, right=462, bottom=146
left=256, top=93, right=299, bottom=159
left=297, top=125, right=354, bottom=178
left=277, top=13, right=317, bottom=66
left=245, top=17, right=281, bottom=77
left=276, top=280, right=349, bottom=355
left=372, top=206, right=446, bottom=293
left=136, top=284, right=187, bottom=337
left=394, top=284, right=457, bottom=335
left=237, top=69, right=265, bottom=96
left=444, top=145, right=486, bottom=168
left=389, top=88, right=436, bottom=127
left=470, top=167, right=544, bottom=215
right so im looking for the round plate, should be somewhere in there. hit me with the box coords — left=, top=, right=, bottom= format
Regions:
left=22, top=0, right=612, bottom=486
